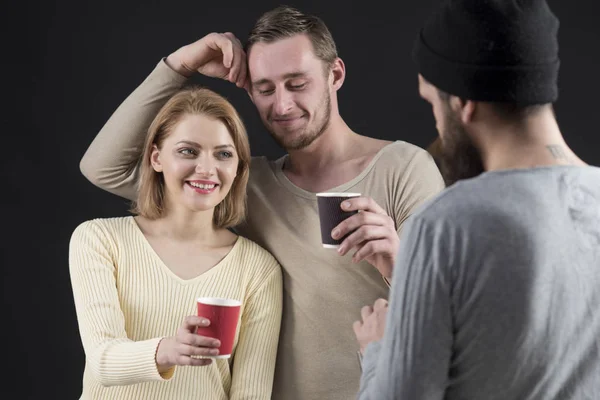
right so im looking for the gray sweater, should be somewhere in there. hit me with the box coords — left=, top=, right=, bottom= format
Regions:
left=359, top=166, right=600, bottom=400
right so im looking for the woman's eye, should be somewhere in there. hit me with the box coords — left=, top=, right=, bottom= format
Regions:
left=217, top=151, right=234, bottom=159
left=178, top=148, right=196, bottom=156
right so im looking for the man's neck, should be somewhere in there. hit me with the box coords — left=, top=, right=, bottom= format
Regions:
left=475, top=110, right=587, bottom=171
left=279, top=116, right=391, bottom=192
left=284, top=117, right=359, bottom=177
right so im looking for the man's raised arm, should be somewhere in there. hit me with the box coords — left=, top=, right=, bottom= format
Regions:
left=80, top=59, right=188, bottom=201
left=80, top=32, right=249, bottom=201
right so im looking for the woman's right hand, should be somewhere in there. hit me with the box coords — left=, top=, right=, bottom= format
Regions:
left=155, top=316, right=221, bottom=372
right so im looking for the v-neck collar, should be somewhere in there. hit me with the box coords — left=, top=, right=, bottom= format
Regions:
left=128, top=216, right=242, bottom=285
left=271, top=141, right=401, bottom=200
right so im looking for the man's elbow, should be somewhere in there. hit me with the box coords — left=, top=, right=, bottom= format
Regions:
left=79, top=153, right=101, bottom=187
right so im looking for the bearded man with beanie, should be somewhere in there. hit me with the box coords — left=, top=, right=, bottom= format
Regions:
left=353, top=1, right=600, bottom=399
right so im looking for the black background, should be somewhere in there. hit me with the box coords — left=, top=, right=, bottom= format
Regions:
left=8, top=0, right=600, bottom=398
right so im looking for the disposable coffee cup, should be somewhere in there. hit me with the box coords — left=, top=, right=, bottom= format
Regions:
left=316, top=192, right=361, bottom=248
left=196, top=297, right=242, bottom=359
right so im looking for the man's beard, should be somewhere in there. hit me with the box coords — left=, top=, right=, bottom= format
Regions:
left=265, top=91, right=331, bottom=151
left=439, top=105, right=485, bottom=186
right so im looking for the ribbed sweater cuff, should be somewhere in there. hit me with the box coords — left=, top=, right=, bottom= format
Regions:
left=96, top=337, right=174, bottom=386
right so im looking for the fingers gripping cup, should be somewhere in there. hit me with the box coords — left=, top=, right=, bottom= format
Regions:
left=196, top=297, right=242, bottom=359
left=316, top=192, right=361, bottom=248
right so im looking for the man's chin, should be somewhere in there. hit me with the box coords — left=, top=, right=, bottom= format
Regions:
left=270, top=132, right=313, bottom=151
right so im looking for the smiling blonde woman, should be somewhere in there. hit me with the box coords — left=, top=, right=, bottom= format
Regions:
left=69, top=87, right=283, bottom=400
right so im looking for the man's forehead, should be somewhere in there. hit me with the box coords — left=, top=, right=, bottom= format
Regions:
left=247, top=35, right=321, bottom=81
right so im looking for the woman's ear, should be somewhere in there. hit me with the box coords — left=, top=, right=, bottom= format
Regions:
left=150, top=144, right=163, bottom=172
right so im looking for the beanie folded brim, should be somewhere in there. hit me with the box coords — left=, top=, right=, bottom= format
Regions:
left=413, top=30, right=560, bottom=105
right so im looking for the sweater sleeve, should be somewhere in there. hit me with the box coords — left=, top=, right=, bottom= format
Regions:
left=79, top=59, right=187, bottom=201
left=68, top=220, right=175, bottom=387
left=357, top=217, right=452, bottom=400
left=229, top=256, right=283, bottom=400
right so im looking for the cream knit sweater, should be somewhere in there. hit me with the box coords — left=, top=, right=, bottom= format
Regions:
left=68, top=216, right=282, bottom=399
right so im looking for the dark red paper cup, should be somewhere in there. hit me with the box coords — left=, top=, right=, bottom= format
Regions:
left=316, top=192, right=361, bottom=248
left=196, top=297, right=242, bottom=358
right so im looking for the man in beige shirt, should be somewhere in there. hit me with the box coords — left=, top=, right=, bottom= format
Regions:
left=80, top=5, right=445, bottom=400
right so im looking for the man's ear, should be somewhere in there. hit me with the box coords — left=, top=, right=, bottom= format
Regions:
left=330, top=57, right=346, bottom=91
left=450, top=96, right=476, bottom=124
left=150, top=144, right=163, bottom=172
left=461, top=100, right=476, bottom=124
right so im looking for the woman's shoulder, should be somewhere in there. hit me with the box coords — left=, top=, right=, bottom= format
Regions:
left=231, top=236, right=282, bottom=296
left=73, top=215, right=133, bottom=230
left=234, top=236, right=281, bottom=272
left=71, top=216, right=135, bottom=242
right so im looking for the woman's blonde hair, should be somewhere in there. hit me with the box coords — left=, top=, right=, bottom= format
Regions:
left=131, top=86, right=251, bottom=229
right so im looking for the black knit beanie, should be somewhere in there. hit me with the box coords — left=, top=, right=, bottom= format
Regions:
left=413, top=0, right=560, bottom=105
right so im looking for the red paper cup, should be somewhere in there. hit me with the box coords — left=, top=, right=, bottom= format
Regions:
left=196, top=297, right=242, bottom=358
